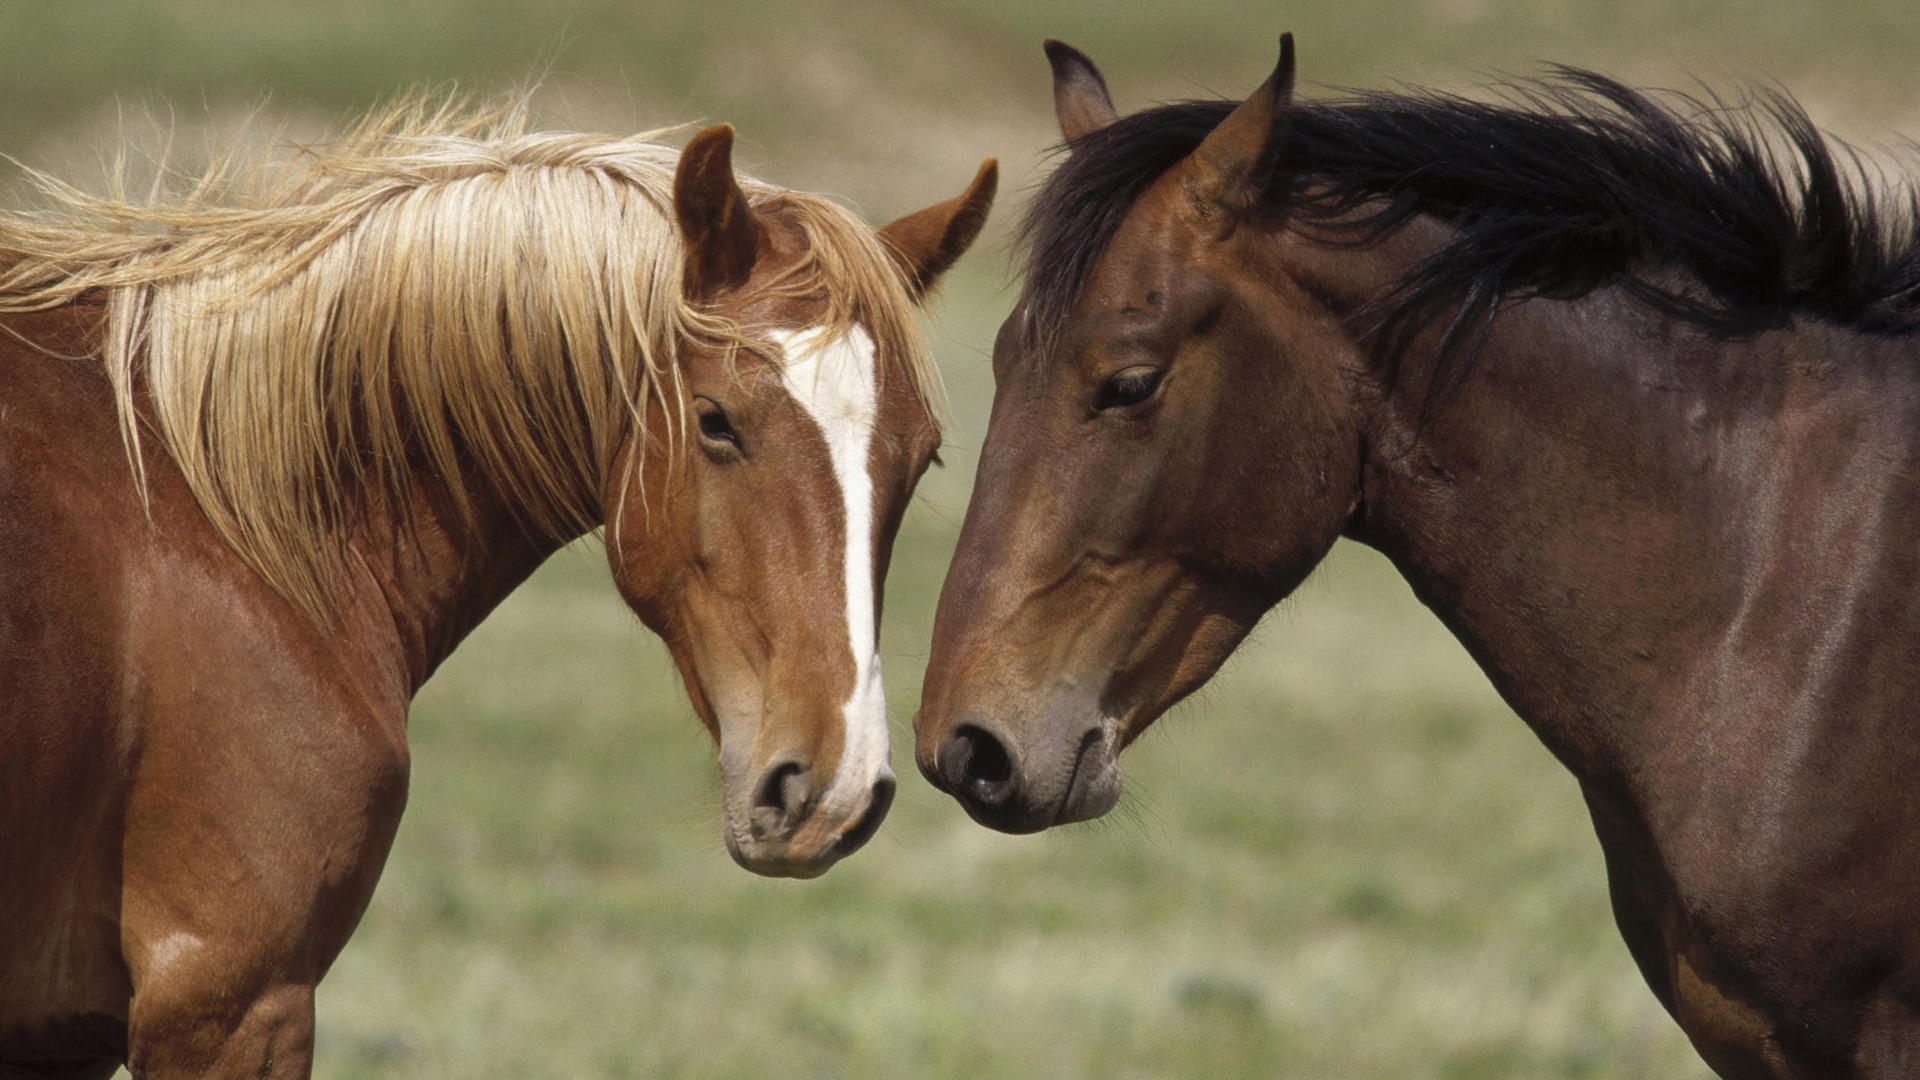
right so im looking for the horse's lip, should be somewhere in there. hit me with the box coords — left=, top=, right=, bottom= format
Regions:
left=1052, top=719, right=1121, bottom=826
left=1051, top=724, right=1105, bottom=826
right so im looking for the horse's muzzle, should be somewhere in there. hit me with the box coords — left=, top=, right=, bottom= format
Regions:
left=917, top=712, right=1121, bottom=833
left=723, top=772, right=895, bottom=878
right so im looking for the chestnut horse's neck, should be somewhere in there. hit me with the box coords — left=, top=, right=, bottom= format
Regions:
left=340, top=474, right=576, bottom=696
left=1306, top=224, right=1920, bottom=778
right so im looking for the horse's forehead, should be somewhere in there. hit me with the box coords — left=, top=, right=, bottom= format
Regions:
left=1025, top=201, right=1203, bottom=374
left=768, top=325, right=881, bottom=438
left=1082, top=185, right=1209, bottom=314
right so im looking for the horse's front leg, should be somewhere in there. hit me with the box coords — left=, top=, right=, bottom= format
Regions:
left=126, top=977, right=315, bottom=1080
left=118, top=693, right=409, bottom=1080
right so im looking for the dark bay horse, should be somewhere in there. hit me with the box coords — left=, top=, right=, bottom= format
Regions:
left=0, top=101, right=994, bottom=1077
left=915, top=35, right=1920, bottom=1078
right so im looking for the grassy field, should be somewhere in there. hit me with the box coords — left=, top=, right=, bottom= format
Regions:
left=6, top=2, right=1919, bottom=1077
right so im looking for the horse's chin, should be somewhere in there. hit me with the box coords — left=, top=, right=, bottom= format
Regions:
left=724, top=838, right=839, bottom=879
left=720, top=822, right=856, bottom=879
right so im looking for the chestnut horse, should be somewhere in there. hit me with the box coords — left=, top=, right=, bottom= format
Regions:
left=916, top=35, right=1920, bottom=1078
left=0, top=101, right=994, bottom=1077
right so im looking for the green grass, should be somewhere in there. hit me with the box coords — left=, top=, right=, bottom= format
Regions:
left=8, top=3, right=1915, bottom=1076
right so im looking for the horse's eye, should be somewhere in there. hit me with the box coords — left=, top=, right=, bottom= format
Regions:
left=695, top=399, right=739, bottom=449
left=1094, top=365, right=1165, bottom=412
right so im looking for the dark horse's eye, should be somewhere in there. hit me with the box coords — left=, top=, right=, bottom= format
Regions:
left=695, top=399, right=739, bottom=448
left=1094, top=365, right=1165, bottom=412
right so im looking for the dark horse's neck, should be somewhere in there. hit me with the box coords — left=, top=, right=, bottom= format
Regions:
left=1321, top=221, right=1920, bottom=783
left=1314, top=221, right=1920, bottom=1065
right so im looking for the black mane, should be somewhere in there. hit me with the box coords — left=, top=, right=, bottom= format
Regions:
left=1021, top=71, right=1920, bottom=386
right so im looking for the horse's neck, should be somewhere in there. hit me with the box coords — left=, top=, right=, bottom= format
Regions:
left=1348, top=275, right=1920, bottom=777
left=342, top=475, right=573, bottom=695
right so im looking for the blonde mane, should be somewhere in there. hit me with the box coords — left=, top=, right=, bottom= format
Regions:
left=0, top=96, right=937, bottom=622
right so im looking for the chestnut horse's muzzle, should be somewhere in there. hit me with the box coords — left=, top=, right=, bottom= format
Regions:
left=723, top=770, right=896, bottom=878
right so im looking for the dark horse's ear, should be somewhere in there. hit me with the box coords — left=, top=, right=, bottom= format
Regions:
left=1045, top=39, right=1118, bottom=143
left=673, top=124, right=763, bottom=300
left=1179, top=33, right=1296, bottom=232
left=877, top=159, right=999, bottom=300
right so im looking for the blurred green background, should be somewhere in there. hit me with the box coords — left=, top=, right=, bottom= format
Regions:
left=7, top=3, right=1916, bottom=1077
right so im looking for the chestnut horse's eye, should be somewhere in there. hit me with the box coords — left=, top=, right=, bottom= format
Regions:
left=695, top=399, right=740, bottom=449
left=1094, top=365, right=1165, bottom=412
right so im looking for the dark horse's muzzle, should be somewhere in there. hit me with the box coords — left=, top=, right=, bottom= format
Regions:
left=917, top=712, right=1122, bottom=833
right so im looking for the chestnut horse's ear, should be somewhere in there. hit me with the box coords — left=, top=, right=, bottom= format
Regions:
left=673, top=124, right=763, bottom=300
left=1180, top=32, right=1297, bottom=231
left=878, top=158, right=999, bottom=299
left=1045, top=39, right=1118, bottom=143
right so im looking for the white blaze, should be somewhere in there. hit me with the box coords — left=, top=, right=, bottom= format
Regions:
left=768, top=326, right=891, bottom=813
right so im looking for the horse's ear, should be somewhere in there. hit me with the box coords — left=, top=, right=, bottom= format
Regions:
left=878, top=158, right=998, bottom=300
left=1046, top=39, right=1118, bottom=143
left=673, top=124, right=763, bottom=300
left=1179, top=33, right=1296, bottom=231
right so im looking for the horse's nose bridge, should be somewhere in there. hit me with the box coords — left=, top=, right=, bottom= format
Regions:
left=754, top=640, right=890, bottom=796
left=940, top=508, right=1031, bottom=623
left=752, top=686, right=846, bottom=783
left=921, top=547, right=1031, bottom=717
left=931, top=479, right=1112, bottom=681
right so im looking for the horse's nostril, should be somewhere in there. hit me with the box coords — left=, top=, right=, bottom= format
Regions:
left=836, top=775, right=895, bottom=856
left=942, top=723, right=1015, bottom=806
left=750, top=760, right=810, bottom=840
